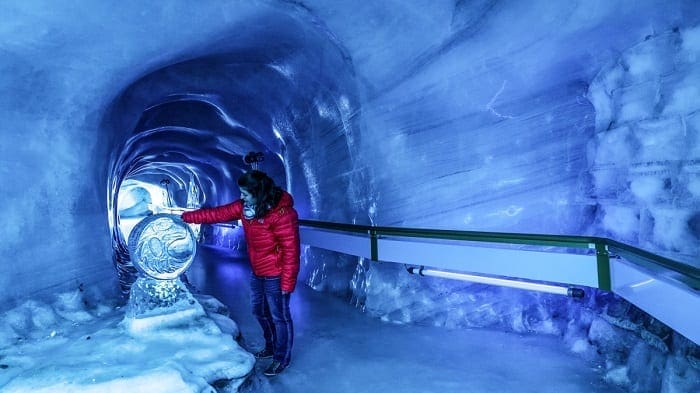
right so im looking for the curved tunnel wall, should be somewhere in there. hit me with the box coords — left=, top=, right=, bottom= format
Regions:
left=103, top=10, right=364, bottom=290
left=0, top=1, right=698, bottom=307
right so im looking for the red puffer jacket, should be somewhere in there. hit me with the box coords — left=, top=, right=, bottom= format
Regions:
left=182, top=191, right=300, bottom=292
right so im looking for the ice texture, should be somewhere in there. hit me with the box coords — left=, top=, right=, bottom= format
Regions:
left=122, top=276, right=203, bottom=332
left=335, top=258, right=700, bottom=392
left=127, top=214, right=196, bottom=280
left=117, top=185, right=153, bottom=218
left=0, top=287, right=254, bottom=392
left=1, top=1, right=699, bottom=391
left=588, top=28, right=700, bottom=263
left=0, top=0, right=695, bottom=297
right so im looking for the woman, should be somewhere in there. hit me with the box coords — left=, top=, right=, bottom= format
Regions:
left=182, top=170, right=300, bottom=377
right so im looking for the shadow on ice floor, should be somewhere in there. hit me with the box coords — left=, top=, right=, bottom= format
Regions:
left=186, top=246, right=624, bottom=393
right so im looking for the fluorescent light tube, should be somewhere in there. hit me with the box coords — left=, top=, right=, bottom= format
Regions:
left=407, top=266, right=584, bottom=297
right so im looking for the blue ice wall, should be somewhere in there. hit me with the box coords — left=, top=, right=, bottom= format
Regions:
left=1, top=1, right=699, bottom=390
left=0, top=1, right=270, bottom=304
left=0, top=0, right=697, bottom=322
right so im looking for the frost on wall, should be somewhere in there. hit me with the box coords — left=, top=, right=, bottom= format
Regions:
left=588, top=26, right=700, bottom=266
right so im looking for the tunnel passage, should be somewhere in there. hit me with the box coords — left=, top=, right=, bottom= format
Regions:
left=101, top=10, right=365, bottom=293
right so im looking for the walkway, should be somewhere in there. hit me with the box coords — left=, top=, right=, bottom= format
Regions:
left=186, top=247, right=622, bottom=393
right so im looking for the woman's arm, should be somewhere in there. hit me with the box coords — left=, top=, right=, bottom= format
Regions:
left=182, top=200, right=243, bottom=224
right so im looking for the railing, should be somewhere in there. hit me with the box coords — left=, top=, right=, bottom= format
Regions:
left=298, top=219, right=700, bottom=344
left=299, top=219, right=700, bottom=287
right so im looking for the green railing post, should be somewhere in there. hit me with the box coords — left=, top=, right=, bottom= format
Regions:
left=369, top=228, right=378, bottom=261
left=595, top=242, right=612, bottom=291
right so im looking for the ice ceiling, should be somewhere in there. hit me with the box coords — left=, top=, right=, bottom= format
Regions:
left=1, top=0, right=699, bottom=306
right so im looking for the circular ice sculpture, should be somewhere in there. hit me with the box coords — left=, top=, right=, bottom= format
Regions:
left=127, top=214, right=196, bottom=280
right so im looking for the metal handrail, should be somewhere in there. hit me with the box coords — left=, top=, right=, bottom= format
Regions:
left=298, top=219, right=700, bottom=283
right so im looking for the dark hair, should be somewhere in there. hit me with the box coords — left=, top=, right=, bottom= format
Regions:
left=237, top=170, right=282, bottom=218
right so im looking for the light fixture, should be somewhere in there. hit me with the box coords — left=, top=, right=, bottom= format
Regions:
left=406, top=266, right=584, bottom=298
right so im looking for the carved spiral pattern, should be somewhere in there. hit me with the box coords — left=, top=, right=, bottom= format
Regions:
left=127, top=214, right=196, bottom=280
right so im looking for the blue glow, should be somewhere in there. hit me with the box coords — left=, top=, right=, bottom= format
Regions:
left=0, top=1, right=698, bottom=391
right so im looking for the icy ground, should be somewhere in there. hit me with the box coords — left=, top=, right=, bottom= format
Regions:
left=188, top=248, right=624, bottom=393
left=0, top=286, right=254, bottom=393
left=0, top=247, right=624, bottom=393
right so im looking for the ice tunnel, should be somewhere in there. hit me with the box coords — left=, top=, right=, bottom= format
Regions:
left=1, top=1, right=699, bottom=392
left=102, top=9, right=364, bottom=291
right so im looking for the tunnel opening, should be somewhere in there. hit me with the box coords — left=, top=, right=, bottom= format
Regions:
left=102, top=10, right=364, bottom=294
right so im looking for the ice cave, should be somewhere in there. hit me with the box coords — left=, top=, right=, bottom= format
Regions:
left=0, top=1, right=699, bottom=392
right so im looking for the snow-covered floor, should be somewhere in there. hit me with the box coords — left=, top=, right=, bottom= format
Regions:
left=187, top=247, right=624, bottom=393
left=0, top=244, right=625, bottom=392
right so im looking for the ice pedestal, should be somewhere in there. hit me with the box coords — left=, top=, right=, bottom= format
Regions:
left=123, top=213, right=201, bottom=333
left=122, top=276, right=205, bottom=333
